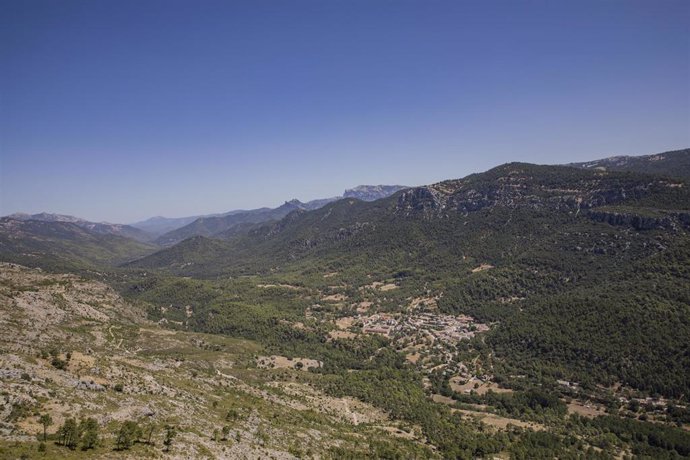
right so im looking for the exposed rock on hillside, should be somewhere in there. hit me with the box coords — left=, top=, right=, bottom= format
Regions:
left=395, top=163, right=686, bottom=218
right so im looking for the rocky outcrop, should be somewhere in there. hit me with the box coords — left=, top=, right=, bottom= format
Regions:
left=587, top=210, right=690, bottom=231
left=396, top=187, right=448, bottom=217
left=394, top=163, right=680, bottom=219
left=76, top=380, right=106, bottom=391
left=344, top=185, right=408, bottom=202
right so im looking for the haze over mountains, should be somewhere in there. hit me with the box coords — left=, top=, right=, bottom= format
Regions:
left=131, top=185, right=408, bottom=241
left=0, top=184, right=410, bottom=266
left=1, top=148, right=690, bottom=458
left=2, top=150, right=688, bottom=260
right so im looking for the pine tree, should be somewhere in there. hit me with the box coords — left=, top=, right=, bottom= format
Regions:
left=79, top=417, right=99, bottom=450
left=163, top=425, right=176, bottom=452
left=57, top=418, right=80, bottom=449
left=38, top=414, right=52, bottom=442
left=115, top=420, right=141, bottom=450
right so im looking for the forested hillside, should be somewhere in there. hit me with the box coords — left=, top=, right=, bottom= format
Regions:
left=127, top=163, right=690, bottom=397
left=568, top=148, right=690, bottom=179
left=3, top=155, right=690, bottom=458
left=0, top=218, right=157, bottom=271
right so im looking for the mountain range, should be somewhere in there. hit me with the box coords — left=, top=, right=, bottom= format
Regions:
left=125, top=150, right=689, bottom=397
left=1, top=148, right=689, bottom=458
left=130, top=184, right=409, bottom=240
left=7, top=212, right=153, bottom=243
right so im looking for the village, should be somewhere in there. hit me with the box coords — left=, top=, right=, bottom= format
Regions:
left=326, top=309, right=493, bottom=388
left=358, top=311, right=489, bottom=345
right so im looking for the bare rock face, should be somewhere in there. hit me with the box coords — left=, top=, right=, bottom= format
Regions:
left=344, top=185, right=409, bottom=202
left=396, top=186, right=448, bottom=218
left=76, top=380, right=105, bottom=391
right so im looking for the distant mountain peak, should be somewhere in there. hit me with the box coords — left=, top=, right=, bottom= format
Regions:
left=343, top=185, right=409, bottom=201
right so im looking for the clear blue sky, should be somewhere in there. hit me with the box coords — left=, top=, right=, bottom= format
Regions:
left=1, top=0, right=688, bottom=223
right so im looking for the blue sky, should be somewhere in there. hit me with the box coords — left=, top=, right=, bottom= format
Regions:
left=1, top=0, right=688, bottom=223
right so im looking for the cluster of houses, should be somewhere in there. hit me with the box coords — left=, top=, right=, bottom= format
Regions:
left=359, top=311, right=488, bottom=344
left=361, top=313, right=398, bottom=335
left=400, top=313, right=489, bottom=343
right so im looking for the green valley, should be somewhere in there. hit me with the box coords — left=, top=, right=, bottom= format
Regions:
left=2, top=151, right=689, bottom=458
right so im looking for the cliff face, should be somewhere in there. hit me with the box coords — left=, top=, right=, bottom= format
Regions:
left=344, top=185, right=408, bottom=201
left=395, top=163, right=686, bottom=219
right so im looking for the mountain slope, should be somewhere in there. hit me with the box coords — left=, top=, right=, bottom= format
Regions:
left=568, top=148, right=690, bottom=179
left=0, top=218, right=158, bottom=271
left=134, top=162, right=689, bottom=272
left=129, top=209, right=256, bottom=236
left=8, top=212, right=154, bottom=242
left=152, top=186, right=408, bottom=246
left=0, top=263, right=436, bottom=458
left=128, top=215, right=203, bottom=237
left=128, top=162, right=690, bottom=397
left=154, top=201, right=304, bottom=246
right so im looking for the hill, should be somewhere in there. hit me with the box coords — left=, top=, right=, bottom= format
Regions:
left=154, top=201, right=305, bottom=246
left=0, top=218, right=157, bottom=271
left=568, top=148, right=690, bottom=179
left=130, top=210, right=264, bottom=237
left=153, top=185, right=409, bottom=246
left=7, top=213, right=154, bottom=243
left=0, top=263, right=442, bottom=458
left=128, top=215, right=204, bottom=237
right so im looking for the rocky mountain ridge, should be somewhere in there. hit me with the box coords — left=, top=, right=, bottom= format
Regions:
left=153, top=186, right=409, bottom=246
left=5, top=213, right=153, bottom=243
left=0, top=218, right=157, bottom=270
left=344, top=185, right=409, bottom=201
left=568, top=147, right=690, bottom=179
left=394, top=163, right=688, bottom=219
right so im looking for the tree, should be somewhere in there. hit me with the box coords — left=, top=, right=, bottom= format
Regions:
left=115, top=420, right=141, bottom=450
left=163, top=425, right=176, bottom=452
left=57, top=417, right=80, bottom=449
left=79, top=417, right=99, bottom=450
left=143, top=423, right=157, bottom=445
left=38, top=414, right=53, bottom=442
left=221, top=425, right=230, bottom=441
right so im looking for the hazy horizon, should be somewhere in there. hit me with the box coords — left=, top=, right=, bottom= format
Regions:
left=2, top=0, right=689, bottom=223
left=3, top=146, right=689, bottom=225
